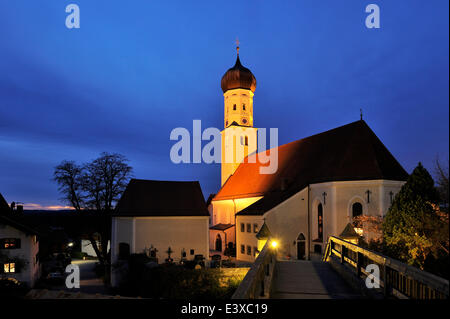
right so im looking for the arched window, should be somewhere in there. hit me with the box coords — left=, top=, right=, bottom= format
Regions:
left=233, top=104, right=237, bottom=110
left=318, top=203, right=323, bottom=241
left=352, top=202, right=363, bottom=218
left=243, top=104, right=246, bottom=110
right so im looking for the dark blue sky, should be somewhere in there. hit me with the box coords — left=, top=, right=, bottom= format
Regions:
left=0, top=1, right=448, bottom=209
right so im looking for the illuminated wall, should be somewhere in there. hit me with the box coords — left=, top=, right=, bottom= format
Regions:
left=210, top=196, right=262, bottom=226
left=235, top=180, right=405, bottom=262
left=223, top=88, right=254, bottom=128
left=221, top=88, right=258, bottom=186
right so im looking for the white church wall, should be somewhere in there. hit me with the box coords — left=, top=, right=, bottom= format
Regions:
left=133, top=216, right=209, bottom=263
left=235, top=180, right=405, bottom=263
left=236, top=188, right=309, bottom=262
left=235, top=215, right=263, bottom=262
left=310, top=180, right=405, bottom=248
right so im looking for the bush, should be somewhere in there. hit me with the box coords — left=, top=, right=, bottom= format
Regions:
left=0, top=278, right=28, bottom=298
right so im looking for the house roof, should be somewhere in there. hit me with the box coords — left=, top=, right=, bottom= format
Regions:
left=0, top=193, right=42, bottom=236
left=339, top=223, right=360, bottom=239
left=256, top=222, right=272, bottom=240
left=222, top=120, right=408, bottom=216
left=0, top=193, right=9, bottom=211
left=113, top=179, right=209, bottom=217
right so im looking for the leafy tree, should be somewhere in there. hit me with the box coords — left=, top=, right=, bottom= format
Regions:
left=53, top=152, right=133, bottom=276
left=434, top=157, right=449, bottom=207
left=383, top=163, right=449, bottom=273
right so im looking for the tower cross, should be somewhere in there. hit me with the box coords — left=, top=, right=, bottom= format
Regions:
left=236, top=38, right=240, bottom=55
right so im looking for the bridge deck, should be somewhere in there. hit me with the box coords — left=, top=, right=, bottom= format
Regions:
left=272, top=260, right=363, bottom=299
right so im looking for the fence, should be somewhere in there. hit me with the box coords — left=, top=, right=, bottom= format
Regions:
left=231, top=241, right=277, bottom=299
left=323, top=236, right=449, bottom=299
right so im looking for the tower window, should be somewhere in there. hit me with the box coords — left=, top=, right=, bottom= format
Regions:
left=245, top=136, right=248, bottom=146
left=233, top=104, right=236, bottom=111
left=243, top=104, right=246, bottom=110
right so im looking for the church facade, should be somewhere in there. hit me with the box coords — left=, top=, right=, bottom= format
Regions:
left=209, top=48, right=409, bottom=262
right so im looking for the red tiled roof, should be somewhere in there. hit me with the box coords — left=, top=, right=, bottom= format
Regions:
left=214, top=121, right=408, bottom=214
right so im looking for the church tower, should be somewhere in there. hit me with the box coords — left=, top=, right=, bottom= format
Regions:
left=220, top=43, right=258, bottom=185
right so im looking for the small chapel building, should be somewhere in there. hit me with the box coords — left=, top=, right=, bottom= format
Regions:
left=209, top=47, right=409, bottom=262
left=111, top=179, right=209, bottom=286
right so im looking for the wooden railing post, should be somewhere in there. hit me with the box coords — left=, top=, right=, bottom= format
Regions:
left=341, top=245, right=346, bottom=264
left=383, top=265, right=389, bottom=297
left=356, top=252, right=363, bottom=277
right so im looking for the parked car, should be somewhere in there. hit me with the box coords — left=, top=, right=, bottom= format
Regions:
left=46, top=267, right=65, bottom=284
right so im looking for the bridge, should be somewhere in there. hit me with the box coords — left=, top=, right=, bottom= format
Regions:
left=232, top=236, right=449, bottom=299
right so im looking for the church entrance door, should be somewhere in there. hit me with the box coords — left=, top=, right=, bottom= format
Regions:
left=215, top=234, right=222, bottom=252
left=297, top=241, right=305, bottom=260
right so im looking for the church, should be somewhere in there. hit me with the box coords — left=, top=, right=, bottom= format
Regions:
left=209, top=45, right=409, bottom=262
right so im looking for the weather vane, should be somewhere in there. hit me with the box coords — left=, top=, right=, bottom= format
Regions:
left=236, top=37, right=240, bottom=55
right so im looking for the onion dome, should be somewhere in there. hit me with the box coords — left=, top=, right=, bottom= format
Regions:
left=221, top=53, right=256, bottom=93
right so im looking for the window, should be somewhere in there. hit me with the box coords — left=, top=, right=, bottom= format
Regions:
left=352, top=202, right=363, bottom=218
left=318, top=203, right=323, bottom=241
left=253, top=247, right=258, bottom=257
left=233, top=104, right=237, bottom=110
left=246, top=223, right=251, bottom=233
left=240, top=245, right=245, bottom=254
left=190, top=249, right=195, bottom=255
left=240, top=223, right=245, bottom=232
left=253, top=224, right=258, bottom=233
left=243, top=104, right=246, bottom=110
left=0, top=238, right=20, bottom=249
left=247, top=246, right=251, bottom=255
left=3, top=263, right=15, bottom=273
left=241, top=136, right=249, bottom=146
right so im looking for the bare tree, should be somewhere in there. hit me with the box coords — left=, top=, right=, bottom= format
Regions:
left=53, top=161, right=84, bottom=210
left=53, top=153, right=133, bottom=275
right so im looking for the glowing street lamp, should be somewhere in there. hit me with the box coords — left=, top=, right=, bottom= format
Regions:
left=271, top=240, right=278, bottom=249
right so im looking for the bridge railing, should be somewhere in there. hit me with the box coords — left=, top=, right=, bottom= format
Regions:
left=231, top=241, right=277, bottom=299
left=323, top=236, right=449, bottom=299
